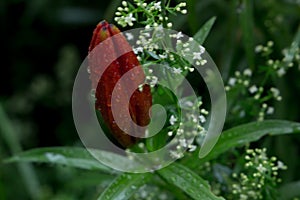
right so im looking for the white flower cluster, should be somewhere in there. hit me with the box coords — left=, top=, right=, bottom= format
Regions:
left=225, top=68, right=282, bottom=121
left=175, top=36, right=207, bottom=68
left=256, top=40, right=300, bottom=77
left=115, top=1, right=208, bottom=89
left=225, top=69, right=252, bottom=91
left=168, top=98, right=208, bottom=159
left=231, top=148, right=287, bottom=200
left=114, top=0, right=187, bottom=28
left=129, top=28, right=207, bottom=88
left=115, top=1, right=136, bottom=27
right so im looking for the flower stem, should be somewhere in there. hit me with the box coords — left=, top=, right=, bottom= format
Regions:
left=161, top=0, right=167, bottom=28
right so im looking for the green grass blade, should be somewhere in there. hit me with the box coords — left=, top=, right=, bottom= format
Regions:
left=0, top=104, right=41, bottom=200
left=6, top=147, right=117, bottom=174
left=239, top=0, right=255, bottom=69
left=158, top=163, right=224, bottom=200
left=193, top=16, right=216, bottom=45
left=97, top=172, right=153, bottom=200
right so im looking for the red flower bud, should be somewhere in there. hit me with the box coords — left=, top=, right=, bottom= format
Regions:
left=88, top=20, right=152, bottom=148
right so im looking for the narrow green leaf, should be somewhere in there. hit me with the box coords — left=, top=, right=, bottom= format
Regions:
left=6, top=147, right=116, bottom=174
left=0, top=104, right=41, bottom=199
left=98, top=173, right=153, bottom=200
left=182, top=120, right=300, bottom=168
left=158, top=163, right=224, bottom=200
left=279, top=180, right=300, bottom=200
left=193, top=16, right=216, bottom=45
left=204, top=120, right=300, bottom=161
left=293, top=25, right=300, bottom=45
left=239, top=0, right=255, bottom=69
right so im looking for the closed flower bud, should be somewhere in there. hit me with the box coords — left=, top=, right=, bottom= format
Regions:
left=88, top=20, right=152, bottom=148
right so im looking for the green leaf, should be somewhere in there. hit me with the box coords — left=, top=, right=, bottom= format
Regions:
left=239, top=0, right=255, bottom=69
left=182, top=120, right=300, bottom=167
left=193, top=16, right=216, bottom=45
left=279, top=180, right=300, bottom=200
left=97, top=172, right=153, bottom=200
left=0, top=104, right=41, bottom=199
left=203, top=120, right=300, bottom=160
left=158, top=163, right=224, bottom=200
left=6, top=147, right=116, bottom=174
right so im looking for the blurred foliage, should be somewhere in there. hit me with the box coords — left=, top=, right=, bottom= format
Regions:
left=0, top=0, right=299, bottom=199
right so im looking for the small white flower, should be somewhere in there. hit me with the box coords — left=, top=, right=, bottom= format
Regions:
left=249, top=85, right=258, bottom=93
left=262, top=103, right=267, bottom=108
left=173, top=68, right=182, bottom=74
left=167, top=22, right=172, bottom=28
left=255, top=45, right=263, bottom=53
left=176, top=31, right=184, bottom=39
left=267, top=41, right=274, bottom=47
left=179, top=138, right=187, bottom=147
left=266, top=107, right=274, bottom=115
left=181, top=9, right=187, bottom=14
left=122, top=1, right=127, bottom=7
left=188, top=144, right=197, bottom=152
left=243, top=80, right=249, bottom=86
left=193, top=52, right=202, bottom=60
left=257, top=164, right=267, bottom=173
left=133, top=46, right=143, bottom=54
left=199, top=115, right=206, bottom=123
left=153, top=1, right=161, bottom=10
left=159, top=54, right=168, bottom=59
left=124, top=13, right=136, bottom=26
left=277, top=161, right=287, bottom=170
left=179, top=2, right=186, bottom=7
left=150, top=76, right=158, bottom=86
left=199, top=45, right=205, bottom=54
left=277, top=67, right=286, bottom=77
left=189, top=67, right=194, bottom=72
left=125, top=32, right=134, bottom=40
left=169, top=115, right=177, bottom=125
left=200, top=59, right=207, bottom=65
left=201, top=108, right=208, bottom=114
left=228, top=77, right=237, bottom=86
left=235, top=71, right=241, bottom=76
left=243, top=68, right=252, bottom=76
left=170, top=150, right=183, bottom=159
left=270, top=87, right=280, bottom=97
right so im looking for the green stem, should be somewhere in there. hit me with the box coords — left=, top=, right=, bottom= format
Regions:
left=161, top=0, right=167, bottom=28
left=0, top=104, right=41, bottom=200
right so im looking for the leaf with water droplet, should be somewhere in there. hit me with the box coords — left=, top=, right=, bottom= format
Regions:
left=97, top=172, right=153, bottom=200
left=5, top=147, right=117, bottom=174
left=193, top=16, right=216, bottom=45
left=158, top=163, right=224, bottom=200
left=182, top=120, right=300, bottom=169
